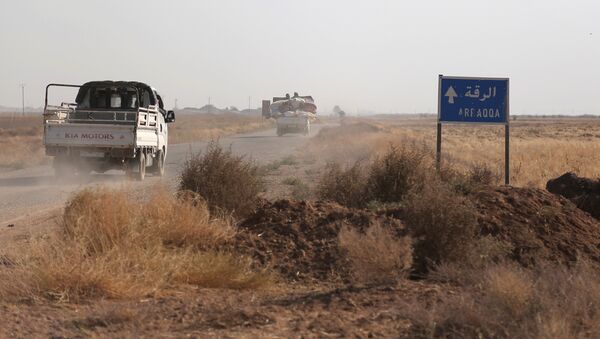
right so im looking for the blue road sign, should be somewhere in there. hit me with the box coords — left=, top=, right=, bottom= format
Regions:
left=438, top=76, right=509, bottom=124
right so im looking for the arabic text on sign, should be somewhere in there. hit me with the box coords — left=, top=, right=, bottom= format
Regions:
left=464, top=86, right=497, bottom=102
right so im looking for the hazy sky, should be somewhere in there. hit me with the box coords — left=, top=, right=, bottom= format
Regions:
left=1, top=0, right=598, bottom=114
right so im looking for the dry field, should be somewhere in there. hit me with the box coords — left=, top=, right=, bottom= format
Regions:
left=0, top=113, right=273, bottom=171
left=302, top=115, right=600, bottom=187
left=3, top=117, right=600, bottom=337
left=0, top=116, right=47, bottom=170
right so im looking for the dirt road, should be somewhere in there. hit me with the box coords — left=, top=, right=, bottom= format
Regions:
left=0, top=125, right=325, bottom=236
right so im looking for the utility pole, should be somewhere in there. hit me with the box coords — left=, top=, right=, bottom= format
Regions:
left=248, top=96, right=251, bottom=109
left=208, top=96, right=211, bottom=105
left=174, top=98, right=178, bottom=110
left=20, top=83, right=25, bottom=117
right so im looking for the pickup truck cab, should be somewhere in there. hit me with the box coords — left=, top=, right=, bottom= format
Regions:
left=43, top=81, right=175, bottom=180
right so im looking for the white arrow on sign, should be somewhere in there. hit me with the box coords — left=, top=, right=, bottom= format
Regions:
left=445, top=86, right=458, bottom=104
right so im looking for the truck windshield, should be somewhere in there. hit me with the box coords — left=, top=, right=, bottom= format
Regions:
left=78, top=87, right=138, bottom=110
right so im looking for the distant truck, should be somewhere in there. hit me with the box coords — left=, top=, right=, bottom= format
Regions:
left=262, top=93, right=316, bottom=136
left=43, top=81, right=175, bottom=180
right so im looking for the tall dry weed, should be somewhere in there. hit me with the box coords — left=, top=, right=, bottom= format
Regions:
left=316, top=162, right=370, bottom=208
left=402, top=180, right=478, bottom=271
left=179, top=141, right=263, bottom=219
left=367, top=144, right=429, bottom=203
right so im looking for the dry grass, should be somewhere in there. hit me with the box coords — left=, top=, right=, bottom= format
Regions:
left=338, top=223, right=412, bottom=285
left=304, top=117, right=600, bottom=187
left=168, top=113, right=273, bottom=144
left=179, top=142, right=263, bottom=218
left=316, top=145, right=432, bottom=208
left=0, top=186, right=272, bottom=302
left=367, top=144, right=430, bottom=203
left=402, top=180, right=478, bottom=271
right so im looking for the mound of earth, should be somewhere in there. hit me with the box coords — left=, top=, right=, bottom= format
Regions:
left=472, top=186, right=600, bottom=266
left=546, top=172, right=600, bottom=219
left=236, top=200, right=407, bottom=282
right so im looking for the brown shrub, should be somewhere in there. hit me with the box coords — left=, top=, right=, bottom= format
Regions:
left=338, top=223, right=412, bottom=285
left=0, top=186, right=272, bottom=302
left=439, top=162, right=500, bottom=196
left=468, top=163, right=500, bottom=186
left=367, top=145, right=429, bottom=203
left=402, top=180, right=478, bottom=271
left=316, top=162, right=370, bottom=208
left=179, top=141, right=263, bottom=218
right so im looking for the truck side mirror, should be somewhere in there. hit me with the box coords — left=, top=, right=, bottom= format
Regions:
left=166, top=110, right=175, bottom=123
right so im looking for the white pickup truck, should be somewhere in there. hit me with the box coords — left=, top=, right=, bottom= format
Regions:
left=43, top=81, right=175, bottom=180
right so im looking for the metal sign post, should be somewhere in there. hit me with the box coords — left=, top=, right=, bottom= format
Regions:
left=437, top=75, right=510, bottom=185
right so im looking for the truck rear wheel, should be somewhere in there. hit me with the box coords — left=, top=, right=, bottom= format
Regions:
left=137, top=152, right=146, bottom=181
left=151, top=151, right=165, bottom=177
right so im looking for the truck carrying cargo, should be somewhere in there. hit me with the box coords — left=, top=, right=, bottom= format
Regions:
left=43, top=81, right=175, bottom=180
left=261, top=92, right=316, bottom=136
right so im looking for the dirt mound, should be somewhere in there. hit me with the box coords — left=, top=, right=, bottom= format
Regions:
left=546, top=172, right=600, bottom=219
left=235, top=200, right=406, bottom=282
left=472, top=186, right=600, bottom=266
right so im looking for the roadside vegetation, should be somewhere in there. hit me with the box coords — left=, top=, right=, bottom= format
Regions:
left=310, top=122, right=600, bottom=337
left=0, top=186, right=272, bottom=302
left=179, top=141, right=263, bottom=219
left=304, top=117, right=600, bottom=187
